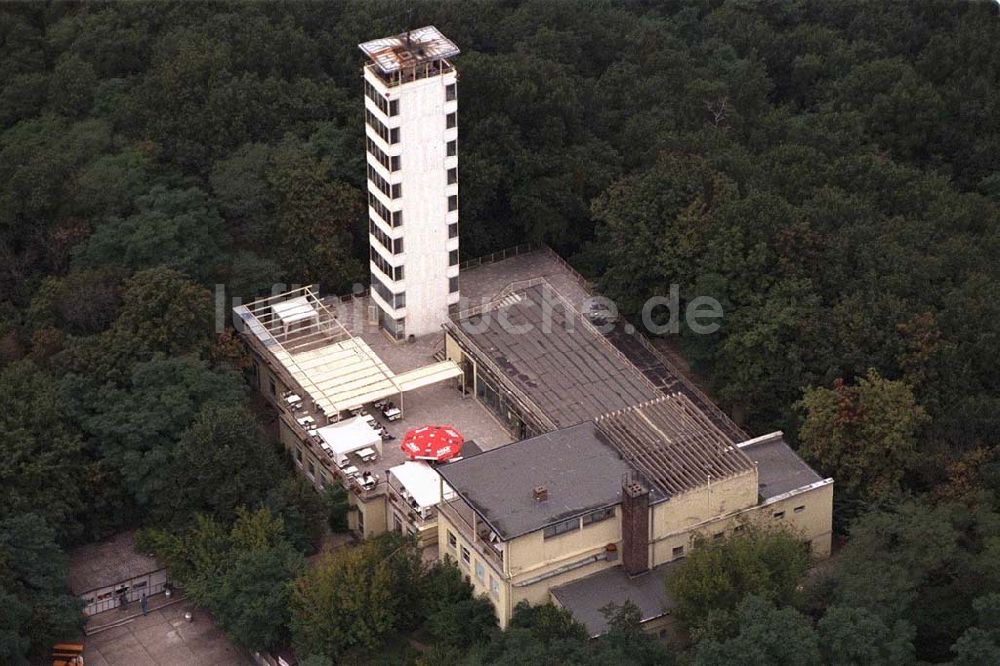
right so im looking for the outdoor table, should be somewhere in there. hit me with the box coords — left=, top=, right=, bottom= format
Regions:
left=285, top=393, right=302, bottom=404
left=297, top=415, right=315, bottom=427
left=341, top=465, right=359, bottom=477
left=384, top=407, right=402, bottom=421
left=357, top=447, right=378, bottom=462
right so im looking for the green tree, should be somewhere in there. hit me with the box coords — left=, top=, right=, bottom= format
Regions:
left=0, top=514, right=81, bottom=663
left=209, top=546, right=299, bottom=651
left=0, top=361, right=87, bottom=540
left=666, top=526, right=810, bottom=636
left=952, top=594, right=1000, bottom=666
left=798, top=369, right=928, bottom=502
left=599, top=600, right=675, bottom=665
left=289, top=533, right=422, bottom=657
left=694, top=596, right=821, bottom=666
left=817, top=606, right=915, bottom=666
left=112, top=266, right=215, bottom=357
left=74, top=185, right=226, bottom=282
left=174, top=404, right=284, bottom=521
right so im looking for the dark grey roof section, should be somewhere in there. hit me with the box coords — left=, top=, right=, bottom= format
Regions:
left=457, top=283, right=659, bottom=429
left=436, top=422, right=632, bottom=539
left=551, top=562, right=680, bottom=637
left=68, top=531, right=161, bottom=594
left=739, top=433, right=823, bottom=500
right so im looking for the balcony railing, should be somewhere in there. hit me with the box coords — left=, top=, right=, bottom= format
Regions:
left=439, top=501, right=504, bottom=568
left=366, top=60, right=455, bottom=88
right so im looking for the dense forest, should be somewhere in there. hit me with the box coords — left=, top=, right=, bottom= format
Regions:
left=1, top=1, right=999, bottom=663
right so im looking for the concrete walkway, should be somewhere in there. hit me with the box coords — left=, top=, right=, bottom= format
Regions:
left=84, top=597, right=249, bottom=666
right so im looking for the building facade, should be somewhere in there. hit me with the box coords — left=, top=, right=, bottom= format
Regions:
left=360, top=26, right=461, bottom=339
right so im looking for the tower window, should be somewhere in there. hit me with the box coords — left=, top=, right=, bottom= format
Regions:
left=390, top=155, right=401, bottom=171
left=391, top=183, right=401, bottom=199
left=391, top=210, right=402, bottom=227
left=447, top=140, right=457, bottom=157
left=449, top=250, right=459, bottom=266
left=448, top=222, right=458, bottom=239
left=449, top=276, right=459, bottom=293
left=447, top=167, right=457, bottom=185
left=388, top=99, right=399, bottom=116
left=446, top=112, right=456, bottom=129
left=390, top=128, right=400, bottom=144
left=393, top=237, right=404, bottom=253
left=448, top=195, right=458, bottom=211
left=446, top=83, right=456, bottom=101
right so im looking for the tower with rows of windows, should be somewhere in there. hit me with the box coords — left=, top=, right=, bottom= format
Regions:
left=359, top=27, right=460, bottom=339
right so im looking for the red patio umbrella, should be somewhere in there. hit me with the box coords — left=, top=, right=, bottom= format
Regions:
left=400, top=425, right=464, bottom=462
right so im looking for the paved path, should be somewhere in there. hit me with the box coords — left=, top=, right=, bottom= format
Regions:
left=84, top=598, right=249, bottom=666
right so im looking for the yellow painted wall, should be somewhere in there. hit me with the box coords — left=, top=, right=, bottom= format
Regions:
left=649, top=469, right=758, bottom=567
left=438, top=510, right=510, bottom=626
left=507, top=511, right=620, bottom=580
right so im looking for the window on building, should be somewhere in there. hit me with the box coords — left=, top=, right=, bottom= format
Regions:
left=391, top=210, right=402, bottom=227
left=490, top=575, right=500, bottom=599
left=582, top=507, right=615, bottom=526
left=461, top=546, right=470, bottom=565
left=393, top=237, right=404, bottom=253
left=449, top=276, right=459, bottom=293
left=295, top=448, right=303, bottom=464
left=269, top=378, right=276, bottom=396
left=388, top=99, right=399, bottom=116
left=543, top=517, right=580, bottom=539
left=448, top=531, right=457, bottom=550
left=446, top=83, right=456, bottom=101
left=319, top=472, right=327, bottom=488
left=794, top=505, right=806, bottom=513
left=446, top=111, right=456, bottom=129
left=774, top=511, right=785, bottom=519
left=448, top=194, right=458, bottom=211
left=447, top=139, right=457, bottom=157
left=475, top=560, right=485, bottom=582
left=449, top=249, right=459, bottom=266
left=672, top=545, right=685, bottom=559
left=390, top=127, right=400, bottom=143
left=448, top=222, right=458, bottom=239
left=357, top=511, right=364, bottom=532
left=390, top=155, right=401, bottom=171
left=391, top=183, right=401, bottom=199
left=447, top=167, right=457, bottom=185
left=307, top=461, right=315, bottom=478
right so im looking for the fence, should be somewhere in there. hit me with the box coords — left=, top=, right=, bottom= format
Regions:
left=458, top=242, right=536, bottom=270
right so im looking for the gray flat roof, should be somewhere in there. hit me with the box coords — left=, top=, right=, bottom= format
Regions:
left=456, top=283, right=659, bottom=429
left=68, top=531, right=161, bottom=594
left=436, top=422, right=632, bottom=539
left=551, top=562, right=679, bottom=637
left=740, top=433, right=824, bottom=500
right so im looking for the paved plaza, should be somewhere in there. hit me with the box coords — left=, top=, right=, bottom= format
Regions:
left=84, top=598, right=249, bottom=666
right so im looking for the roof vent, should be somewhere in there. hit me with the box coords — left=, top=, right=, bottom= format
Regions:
left=533, top=486, right=548, bottom=502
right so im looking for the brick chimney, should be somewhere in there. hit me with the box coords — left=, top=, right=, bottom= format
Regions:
left=621, top=471, right=650, bottom=576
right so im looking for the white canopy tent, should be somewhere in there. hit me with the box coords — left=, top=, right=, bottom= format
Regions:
left=271, top=296, right=319, bottom=336
left=388, top=461, right=455, bottom=509
left=317, top=417, right=382, bottom=466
